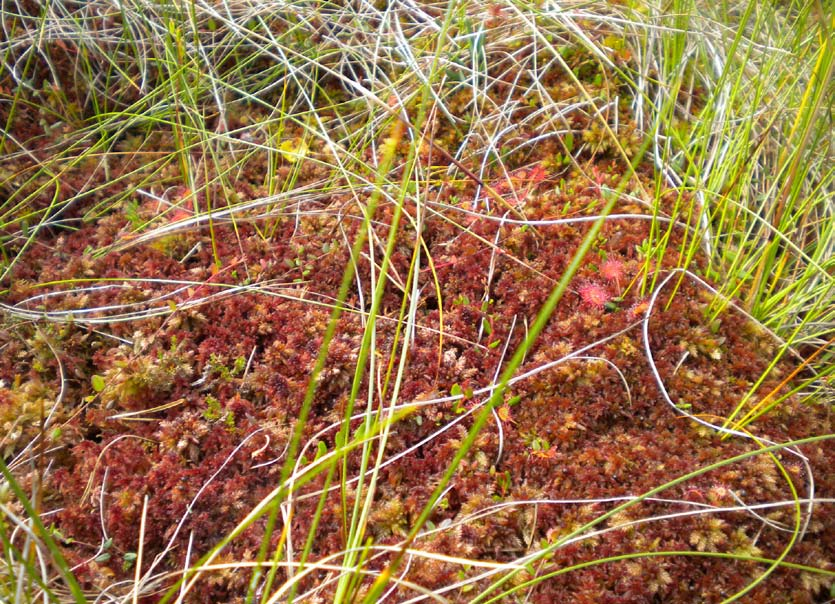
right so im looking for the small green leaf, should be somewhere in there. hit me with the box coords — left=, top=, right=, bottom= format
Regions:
left=445, top=67, right=464, bottom=82
left=91, top=375, right=105, bottom=392
left=525, top=562, right=536, bottom=575
left=49, top=526, right=72, bottom=544
left=482, top=318, right=492, bottom=336
left=122, top=551, right=137, bottom=571
left=564, top=132, right=574, bottom=153
left=450, top=383, right=462, bottom=397
left=94, top=552, right=111, bottom=563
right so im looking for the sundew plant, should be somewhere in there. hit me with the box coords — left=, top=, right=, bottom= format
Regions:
left=0, top=0, right=833, bottom=602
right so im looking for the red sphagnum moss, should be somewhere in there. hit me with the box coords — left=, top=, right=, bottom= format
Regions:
left=0, top=10, right=831, bottom=604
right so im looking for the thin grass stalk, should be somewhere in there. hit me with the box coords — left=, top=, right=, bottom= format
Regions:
left=0, top=457, right=86, bottom=603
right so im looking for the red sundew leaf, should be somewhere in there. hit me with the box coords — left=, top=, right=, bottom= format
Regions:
left=599, top=257, right=625, bottom=283
left=528, top=161, right=547, bottom=184
left=577, top=280, right=611, bottom=309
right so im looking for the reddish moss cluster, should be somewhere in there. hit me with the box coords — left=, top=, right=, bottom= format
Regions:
left=1, top=15, right=832, bottom=604
left=2, top=165, right=830, bottom=601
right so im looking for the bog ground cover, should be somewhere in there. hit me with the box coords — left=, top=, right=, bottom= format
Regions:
left=0, top=1, right=833, bottom=602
